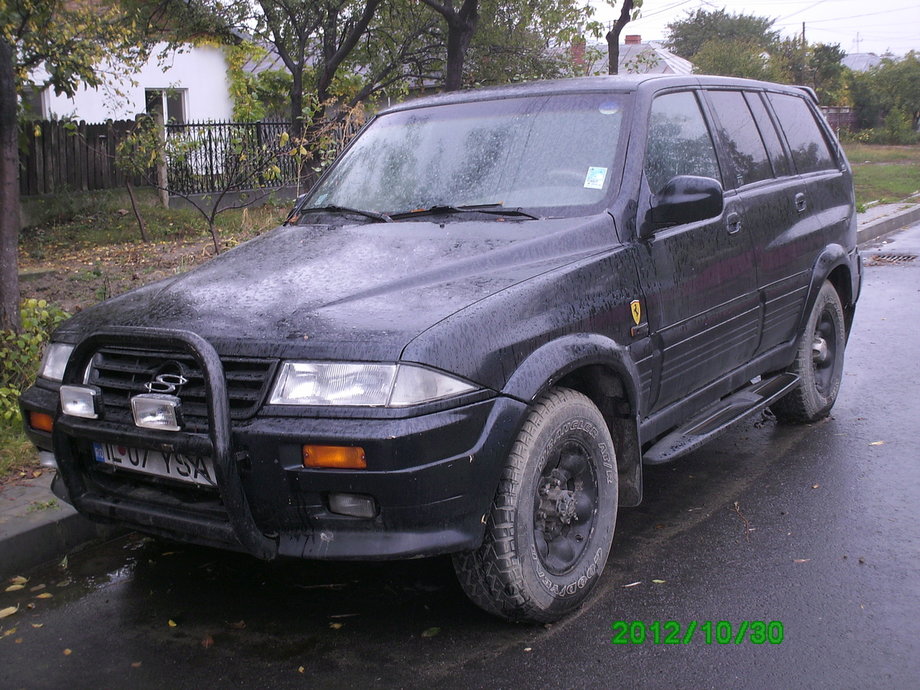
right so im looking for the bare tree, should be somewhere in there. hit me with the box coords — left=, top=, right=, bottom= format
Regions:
left=606, top=0, right=641, bottom=75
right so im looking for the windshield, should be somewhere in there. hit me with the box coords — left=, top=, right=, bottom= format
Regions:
left=303, top=93, right=628, bottom=218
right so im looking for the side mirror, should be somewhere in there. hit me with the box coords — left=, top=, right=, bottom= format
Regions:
left=646, top=175, right=723, bottom=231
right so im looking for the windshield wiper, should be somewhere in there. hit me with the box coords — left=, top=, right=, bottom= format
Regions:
left=296, top=205, right=393, bottom=223
left=390, top=203, right=540, bottom=220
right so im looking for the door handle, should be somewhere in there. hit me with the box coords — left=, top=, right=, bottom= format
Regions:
left=795, top=192, right=807, bottom=213
left=726, top=212, right=742, bottom=235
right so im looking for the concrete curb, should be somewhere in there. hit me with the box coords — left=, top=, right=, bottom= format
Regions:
left=857, top=203, right=920, bottom=245
left=0, top=474, right=122, bottom=578
left=2, top=202, right=919, bottom=579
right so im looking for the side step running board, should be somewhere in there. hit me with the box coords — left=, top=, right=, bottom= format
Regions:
left=642, top=373, right=799, bottom=465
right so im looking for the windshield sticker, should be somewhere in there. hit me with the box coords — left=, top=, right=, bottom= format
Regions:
left=584, top=167, right=608, bottom=190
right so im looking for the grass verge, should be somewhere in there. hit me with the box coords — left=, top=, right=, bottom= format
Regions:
left=844, top=143, right=920, bottom=207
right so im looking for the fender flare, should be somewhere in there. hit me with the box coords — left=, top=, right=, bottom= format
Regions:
left=502, top=333, right=641, bottom=406
left=501, top=333, right=644, bottom=507
left=799, top=243, right=854, bottom=336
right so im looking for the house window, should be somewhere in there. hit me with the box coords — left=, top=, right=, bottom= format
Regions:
left=145, top=88, right=186, bottom=124
left=20, top=86, right=47, bottom=119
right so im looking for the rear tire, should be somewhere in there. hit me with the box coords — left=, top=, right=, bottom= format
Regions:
left=453, top=387, right=618, bottom=623
left=771, top=281, right=846, bottom=423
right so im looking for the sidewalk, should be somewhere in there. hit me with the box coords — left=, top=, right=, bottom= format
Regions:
left=2, top=201, right=919, bottom=578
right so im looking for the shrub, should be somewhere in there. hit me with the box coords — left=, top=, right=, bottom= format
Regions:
left=0, top=299, right=69, bottom=423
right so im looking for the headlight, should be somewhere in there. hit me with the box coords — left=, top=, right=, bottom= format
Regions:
left=269, top=362, right=478, bottom=407
left=39, top=343, right=75, bottom=382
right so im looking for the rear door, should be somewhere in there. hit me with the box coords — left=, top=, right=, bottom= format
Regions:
left=703, top=88, right=809, bottom=353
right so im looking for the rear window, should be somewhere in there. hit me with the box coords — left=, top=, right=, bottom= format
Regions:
left=767, top=93, right=836, bottom=174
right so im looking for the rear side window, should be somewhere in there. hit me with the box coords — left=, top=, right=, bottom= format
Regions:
left=645, top=91, right=721, bottom=194
left=744, top=92, right=790, bottom=178
left=707, top=90, right=772, bottom=187
left=767, top=93, right=836, bottom=174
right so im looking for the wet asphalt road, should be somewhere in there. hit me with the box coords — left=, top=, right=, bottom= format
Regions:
left=2, top=225, right=919, bottom=689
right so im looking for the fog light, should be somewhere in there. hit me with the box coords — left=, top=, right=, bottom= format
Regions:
left=38, top=451, right=58, bottom=469
left=328, top=493, right=377, bottom=518
left=303, top=445, right=366, bottom=469
left=28, top=411, right=54, bottom=433
left=60, top=385, right=101, bottom=419
left=131, top=394, right=182, bottom=431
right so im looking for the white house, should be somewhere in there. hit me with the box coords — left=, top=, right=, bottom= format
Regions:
left=25, top=42, right=235, bottom=123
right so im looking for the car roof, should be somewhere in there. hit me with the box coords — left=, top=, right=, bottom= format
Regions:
left=380, top=75, right=818, bottom=115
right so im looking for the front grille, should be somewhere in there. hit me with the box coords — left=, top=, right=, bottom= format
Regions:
left=87, top=347, right=277, bottom=424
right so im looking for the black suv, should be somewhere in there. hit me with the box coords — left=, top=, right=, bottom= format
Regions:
left=21, top=75, right=860, bottom=623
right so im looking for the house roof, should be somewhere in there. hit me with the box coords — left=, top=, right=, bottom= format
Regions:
left=617, top=41, right=694, bottom=75
left=842, top=53, right=883, bottom=72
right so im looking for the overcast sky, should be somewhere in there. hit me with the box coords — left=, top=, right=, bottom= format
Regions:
left=590, top=0, right=920, bottom=57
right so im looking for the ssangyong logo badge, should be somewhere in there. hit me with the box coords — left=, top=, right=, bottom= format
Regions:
left=144, top=372, right=188, bottom=394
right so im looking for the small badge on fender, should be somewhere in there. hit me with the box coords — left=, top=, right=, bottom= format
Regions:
left=630, top=299, right=642, bottom=326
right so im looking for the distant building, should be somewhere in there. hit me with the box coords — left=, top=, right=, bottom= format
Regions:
left=571, top=35, right=694, bottom=76
left=842, top=53, right=883, bottom=72
left=23, top=42, right=237, bottom=124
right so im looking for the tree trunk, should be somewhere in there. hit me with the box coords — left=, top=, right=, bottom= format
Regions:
left=423, top=0, right=479, bottom=92
left=290, top=68, right=305, bottom=140
left=0, top=37, right=21, bottom=332
left=444, top=18, right=476, bottom=91
left=124, top=180, right=149, bottom=242
left=606, top=0, right=635, bottom=75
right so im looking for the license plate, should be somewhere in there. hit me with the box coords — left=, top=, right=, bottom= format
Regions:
left=92, top=442, right=217, bottom=488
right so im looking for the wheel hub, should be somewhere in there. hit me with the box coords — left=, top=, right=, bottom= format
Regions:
left=537, top=469, right=579, bottom=535
left=812, top=334, right=829, bottom=364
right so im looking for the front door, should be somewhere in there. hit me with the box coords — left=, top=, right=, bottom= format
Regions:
left=633, top=90, right=761, bottom=411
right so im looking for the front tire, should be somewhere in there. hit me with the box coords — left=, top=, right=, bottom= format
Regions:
left=771, top=281, right=846, bottom=423
left=453, top=388, right=618, bottom=623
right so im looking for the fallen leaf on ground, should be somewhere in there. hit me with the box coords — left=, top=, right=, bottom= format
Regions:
left=329, top=622, right=343, bottom=630
left=811, top=484, right=820, bottom=489
left=63, top=648, right=72, bottom=656
left=229, top=620, right=246, bottom=630
left=168, top=620, right=177, bottom=627
left=201, top=635, right=214, bottom=648
left=30, top=584, right=46, bottom=592
left=869, top=441, right=885, bottom=446
left=1, top=605, right=21, bottom=618
left=32, top=623, right=44, bottom=628
left=622, top=581, right=642, bottom=588
left=652, top=579, right=666, bottom=584
left=131, top=662, right=142, bottom=668
left=35, top=592, right=53, bottom=599
left=10, top=576, right=28, bottom=586
left=5, top=584, right=25, bottom=592
left=298, top=667, right=305, bottom=674
left=524, top=647, right=532, bottom=652
left=793, top=559, right=811, bottom=563
left=421, top=627, right=440, bottom=638
left=2, top=628, right=17, bottom=637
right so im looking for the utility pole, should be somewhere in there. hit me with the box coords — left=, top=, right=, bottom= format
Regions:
left=801, top=22, right=806, bottom=44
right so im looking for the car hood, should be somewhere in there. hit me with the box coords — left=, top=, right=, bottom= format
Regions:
left=57, top=216, right=617, bottom=361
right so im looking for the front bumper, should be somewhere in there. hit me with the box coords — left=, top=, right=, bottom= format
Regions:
left=20, top=328, right=527, bottom=561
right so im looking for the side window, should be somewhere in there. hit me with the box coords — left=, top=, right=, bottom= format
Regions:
left=706, top=90, right=772, bottom=187
left=744, top=92, right=790, bottom=178
left=645, top=91, right=721, bottom=194
left=767, top=93, right=835, bottom=174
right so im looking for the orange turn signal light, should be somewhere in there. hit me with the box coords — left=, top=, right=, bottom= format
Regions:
left=28, top=411, right=54, bottom=433
left=302, top=445, right=366, bottom=469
